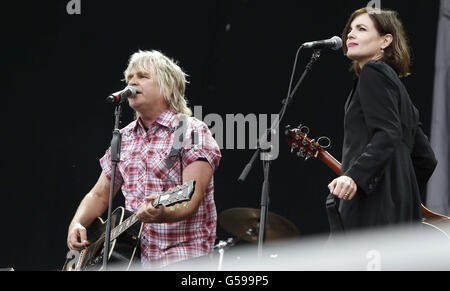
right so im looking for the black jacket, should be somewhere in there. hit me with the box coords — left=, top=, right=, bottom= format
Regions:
left=339, top=60, right=437, bottom=230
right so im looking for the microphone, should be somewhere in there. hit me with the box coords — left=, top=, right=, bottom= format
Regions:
left=302, top=36, right=343, bottom=50
left=106, top=86, right=137, bottom=104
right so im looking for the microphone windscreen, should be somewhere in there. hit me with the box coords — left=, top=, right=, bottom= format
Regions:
left=125, top=86, right=137, bottom=98
left=331, top=36, right=343, bottom=50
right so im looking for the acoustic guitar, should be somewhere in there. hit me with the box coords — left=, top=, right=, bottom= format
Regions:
left=285, top=124, right=450, bottom=233
left=63, top=180, right=196, bottom=271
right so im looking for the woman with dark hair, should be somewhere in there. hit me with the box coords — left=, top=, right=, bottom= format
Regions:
left=327, top=8, right=437, bottom=230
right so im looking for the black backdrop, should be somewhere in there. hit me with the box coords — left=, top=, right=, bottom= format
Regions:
left=2, top=0, right=439, bottom=270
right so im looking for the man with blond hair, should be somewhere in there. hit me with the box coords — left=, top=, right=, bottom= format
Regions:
left=67, top=50, right=221, bottom=269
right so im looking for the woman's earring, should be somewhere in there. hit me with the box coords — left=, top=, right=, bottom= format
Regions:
left=380, top=48, right=385, bottom=54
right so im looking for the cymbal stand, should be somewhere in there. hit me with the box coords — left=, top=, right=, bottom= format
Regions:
left=214, top=238, right=236, bottom=271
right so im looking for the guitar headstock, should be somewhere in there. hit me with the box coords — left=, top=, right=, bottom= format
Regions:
left=285, top=124, right=331, bottom=161
left=152, top=180, right=196, bottom=209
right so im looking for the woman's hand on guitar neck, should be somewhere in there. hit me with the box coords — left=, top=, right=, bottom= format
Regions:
left=328, top=175, right=357, bottom=200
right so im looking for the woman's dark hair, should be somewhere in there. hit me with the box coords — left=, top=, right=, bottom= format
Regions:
left=342, top=7, right=411, bottom=77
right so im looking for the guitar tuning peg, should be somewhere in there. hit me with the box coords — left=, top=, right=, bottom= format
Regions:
left=309, top=139, right=316, bottom=151
left=284, top=125, right=292, bottom=137
left=305, top=152, right=313, bottom=161
left=296, top=148, right=306, bottom=158
left=290, top=143, right=298, bottom=153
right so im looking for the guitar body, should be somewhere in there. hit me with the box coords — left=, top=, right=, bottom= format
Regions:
left=63, top=180, right=196, bottom=271
left=63, top=207, right=143, bottom=271
left=421, top=205, right=450, bottom=233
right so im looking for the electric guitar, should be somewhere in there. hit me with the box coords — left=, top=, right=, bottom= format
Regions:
left=285, top=124, right=450, bottom=232
left=63, top=180, right=196, bottom=271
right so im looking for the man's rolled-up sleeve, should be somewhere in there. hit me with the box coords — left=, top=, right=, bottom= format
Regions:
left=182, top=121, right=221, bottom=172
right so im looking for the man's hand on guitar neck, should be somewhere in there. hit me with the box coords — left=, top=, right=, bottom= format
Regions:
left=136, top=160, right=214, bottom=224
left=136, top=194, right=168, bottom=223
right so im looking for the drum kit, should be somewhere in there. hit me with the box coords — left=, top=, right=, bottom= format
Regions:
left=213, top=207, right=300, bottom=270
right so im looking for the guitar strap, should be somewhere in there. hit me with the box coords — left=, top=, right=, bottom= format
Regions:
left=325, top=193, right=345, bottom=234
left=164, top=114, right=189, bottom=185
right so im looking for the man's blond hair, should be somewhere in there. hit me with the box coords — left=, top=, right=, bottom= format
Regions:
left=124, top=50, right=192, bottom=116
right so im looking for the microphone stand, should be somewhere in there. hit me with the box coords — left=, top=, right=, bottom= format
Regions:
left=237, top=48, right=322, bottom=259
left=102, top=104, right=123, bottom=270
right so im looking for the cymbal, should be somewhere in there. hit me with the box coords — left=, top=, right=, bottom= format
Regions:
left=218, top=208, right=300, bottom=243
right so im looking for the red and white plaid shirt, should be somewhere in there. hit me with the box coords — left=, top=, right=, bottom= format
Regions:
left=100, top=109, right=221, bottom=269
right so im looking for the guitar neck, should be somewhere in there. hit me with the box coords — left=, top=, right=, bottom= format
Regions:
left=318, top=150, right=342, bottom=175
left=109, top=213, right=140, bottom=242
left=107, top=194, right=164, bottom=242
left=105, top=180, right=195, bottom=243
